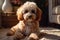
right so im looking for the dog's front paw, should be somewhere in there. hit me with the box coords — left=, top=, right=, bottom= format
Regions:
left=13, top=37, right=20, bottom=40
left=28, top=33, right=39, bottom=40
left=7, top=30, right=15, bottom=36
left=28, top=37, right=39, bottom=40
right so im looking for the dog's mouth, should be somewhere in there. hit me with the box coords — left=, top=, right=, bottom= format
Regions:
left=25, top=17, right=35, bottom=22
left=23, top=13, right=36, bottom=21
left=24, top=15, right=36, bottom=22
left=27, top=19, right=33, bottom=22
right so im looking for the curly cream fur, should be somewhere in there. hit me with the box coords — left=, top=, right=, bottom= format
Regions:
left=7, top=1, right=42, bottom=40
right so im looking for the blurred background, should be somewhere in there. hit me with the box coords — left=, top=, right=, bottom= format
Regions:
left=0, top=0, right=60, bottom=40
left=0, top=0, right=60, bottom=29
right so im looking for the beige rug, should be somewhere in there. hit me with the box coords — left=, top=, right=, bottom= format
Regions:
left=0, top=27, right=60, bottom=40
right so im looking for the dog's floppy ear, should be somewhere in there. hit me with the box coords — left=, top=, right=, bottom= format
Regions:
left=36, top=7, right=42, bottom=21
left=16, top=7, right=24, bottom=21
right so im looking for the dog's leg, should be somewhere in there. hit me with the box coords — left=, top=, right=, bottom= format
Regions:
left=28, top=33, right=39, bottom=40
left=7, top=24, right=19, bottom=36
left=13, top=32, right=25, bottom=40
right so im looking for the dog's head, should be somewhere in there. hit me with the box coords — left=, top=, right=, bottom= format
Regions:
left=17, top=1, right=42, bottom=22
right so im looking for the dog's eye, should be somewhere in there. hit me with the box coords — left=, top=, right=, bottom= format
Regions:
left=31, top=10, right=35, bottom=13
left=24, top=10, right=28, bottom=13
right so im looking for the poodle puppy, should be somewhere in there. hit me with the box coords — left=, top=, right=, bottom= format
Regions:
left=7, top=1, right=42, bottom=40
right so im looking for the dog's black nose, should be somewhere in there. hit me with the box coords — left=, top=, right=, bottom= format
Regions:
left=29, top=15, right=32, bottom=18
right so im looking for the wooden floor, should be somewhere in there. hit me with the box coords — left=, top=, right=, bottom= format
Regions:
left=0, top=27, right=60, bottom=40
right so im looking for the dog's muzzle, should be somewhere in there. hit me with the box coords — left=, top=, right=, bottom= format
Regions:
left=28, top=15, right=33, bottom=19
